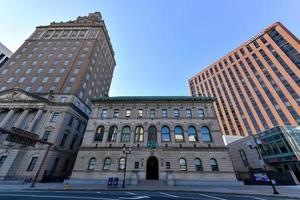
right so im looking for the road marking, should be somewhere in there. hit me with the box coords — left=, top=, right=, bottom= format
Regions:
left=0, top=194, right=116, bottom=200
left=251, top=197, right=268, bottom=200
left=159, top=192, right=179, bottom=198
left=126, top=192, right=137, bottom=195
left=199, top=193, right=227, bottom=200
left=119, top=196, right=150, bottom=199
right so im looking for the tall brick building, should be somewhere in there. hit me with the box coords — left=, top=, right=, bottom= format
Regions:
left=0, top=12, right=115, bottom=182
left=189, top=22, right=300, bottom=136
left=0, top=12, right=116, bottom=104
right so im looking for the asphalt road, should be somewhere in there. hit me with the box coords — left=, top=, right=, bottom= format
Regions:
left=0, top=191, right=297, bottom=200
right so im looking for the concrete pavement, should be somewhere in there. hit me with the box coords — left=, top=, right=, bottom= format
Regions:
left=0, top=182, right=299, bottom=199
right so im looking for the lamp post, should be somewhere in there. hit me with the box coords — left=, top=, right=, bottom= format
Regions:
left=247, top=137, right=279, bottom=195
left=122, top=147, right=132, bottom=188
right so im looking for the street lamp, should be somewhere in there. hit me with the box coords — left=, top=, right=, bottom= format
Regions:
left=247, top=137, right=279, bottom=195
left=122, top=146, right=132, bottom=188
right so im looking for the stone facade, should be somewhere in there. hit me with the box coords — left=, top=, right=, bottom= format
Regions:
left=0, top=88, right=90, bottom=182
left=70, top=96, right=237, bottom=186
left=0, top=42, right=12, bottom=68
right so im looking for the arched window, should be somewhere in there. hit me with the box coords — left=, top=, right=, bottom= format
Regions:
left=88, top=157, right=96, bottom=170
left=201, top=126, right=212, bottom=142
left=210, top=158, right=219, bottom=171
left=119, top=157, right=126, bottom=171
left=188, top=126, right=197, bottom=142
left=103, top=157, right=111, bottom=171
left=135, top=126, right=144, bottom=142
left=148, top=126, right=157, bottom=142
left=108, top=126, right=118, bottom=142
left=121, top=126, right=131, bottom=142
left=161, top=126, right=171, bottom=142
left=179, top=158, right=187, bottom=171
left=94, top=126, right=105, bottom=141
left=174, top=126, right=184, bottom=142
left=195, top=158, right=203, bottom=171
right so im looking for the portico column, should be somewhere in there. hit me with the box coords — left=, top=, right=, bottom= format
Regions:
left=0, top=109, right=15, bottom=128
left=27, top=109, right=43, bottom=132
left=14, top=109, right=29, bottom=128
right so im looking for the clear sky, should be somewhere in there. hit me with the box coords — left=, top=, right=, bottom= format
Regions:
left=1, top=0, right=299, bottom=96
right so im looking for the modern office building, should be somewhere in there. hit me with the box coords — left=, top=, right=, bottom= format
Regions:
left=228, top=126, right=300, bottom=184
left=0, top=88, right=90, bottom=181
left=0, top=42, right=13, bottom=68
left=189, top=22, right=300, bottom=137
left=0, top=12, right=116, bottom=104
left=70, top=96, right=237, bottom=186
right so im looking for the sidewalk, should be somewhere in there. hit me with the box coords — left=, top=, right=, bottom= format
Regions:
left=0, top=182, right=299, bottom=199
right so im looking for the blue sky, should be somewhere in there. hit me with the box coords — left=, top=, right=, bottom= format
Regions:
left=1, top=0, right=299, bottom=96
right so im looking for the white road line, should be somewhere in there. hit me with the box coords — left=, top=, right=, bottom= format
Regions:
left=0, top=194, right=116, bottom=200
left=251, top=197, right=268, bottom=200
left=199, top=193, right=227, bottom=200
left=126, top=192, right=137, bottom=195
left=159, top=192, right=179, bottom=198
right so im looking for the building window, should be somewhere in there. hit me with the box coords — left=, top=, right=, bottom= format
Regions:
left=14, top=68, right=20, bottom=74
left=26, top=68, right=32, bottom=74
left=25, top=86, right=31, bottom=92
left=239, top=149, right=249, bottom=167
left=148, top=126, right=157, bottom=142
left=36, top=86, right=43, bottom=92
left=1, top=69, right=8, bottom=75
left=174, top=109, right=180, bottom=118
left=198, top=109, right=205, bottom=118
left=186, top=109, right=192, bottom=118
left=95, top=126, right=105, bottom=141
left=174, top=126, right=184, bottom=142
left=162, top=109, right=167, bottom=118
left=50, top=112, right=59, bottom=122
left=188, top=126, right=197, bottom=142
left=121, top=126, right=131, bottom=142
left=135, top=126, right=144, bottom=142
left=68, top=116, right=74, bottom=126
left=161, top=126, right=171, bottom=142
left=101, top=109, right=108, bottom=118
left=113, top=109, right=119, bottom=118
left=60, top=133, right=68, bottom=147
left=0, top=86, right=7, bottom=91
left=119, top=157, right=126, bottom=171
left=103, top=157, right=111, bottom=171
left=31, top=77, right=37, bottom=83
left=27, top=157, right=38, bottom=171
left=138, top=109, right=143, bottom=118
left=210, top=158, right=219, bottom=171
left=107, top=126, right=118, bottom=142
left=42, top=77, right=49, bottom=83
left=195, top=158, right=203, bottom=171
left=150, top=109, right=155, bottom=118
left=88, top=157, right=96, bottom=170
left=164, top=162, right=170, bottom=169
left=42, top=131, right=51, bottom=142
left=179, top=158, right=187, bottom=171
left=7, top=77, right=14, bottom=83
left=125, top=109, right=131, bottom=117
left=0, top=156, right=7, bottom=168
left=201, top=126, right=212, bottom=142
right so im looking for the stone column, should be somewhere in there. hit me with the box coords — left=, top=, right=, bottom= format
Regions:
left=14, top=110, right=29, bottom=128
left=102, top=128, right=109, bottom=146
left=27, top=109, right=43, bottom=132
left=184, top=129, right=189, bottom=144
left=0, top=109, right=15, bottom=128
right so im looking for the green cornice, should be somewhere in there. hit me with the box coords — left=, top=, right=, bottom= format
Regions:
left=91, top=96, right=215, bottom=103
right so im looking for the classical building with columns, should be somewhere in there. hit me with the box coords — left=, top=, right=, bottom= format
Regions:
left=0, top=88, right=90, bottom=181
left=70, top=96, right=237, bottom=186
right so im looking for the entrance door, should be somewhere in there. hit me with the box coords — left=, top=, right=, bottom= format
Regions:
left=146, top=157, right=159, bottom=180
